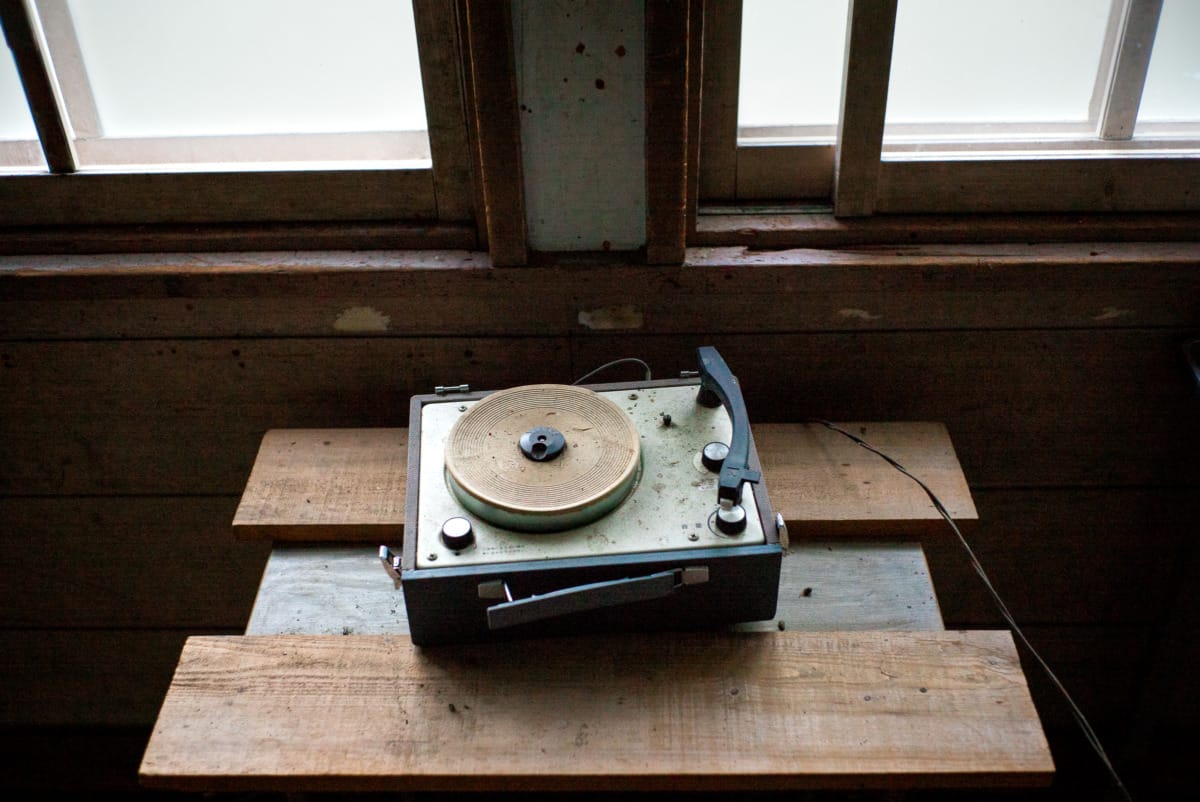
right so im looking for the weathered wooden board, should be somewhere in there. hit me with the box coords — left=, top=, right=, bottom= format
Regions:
left=0, top=629, right=228, bottom=727
left=244, top=541, right=943, bottom=635
left=139, top=630, right=1053, bottom=792
left=0, top=496, right=267, bottom=628
left=925, top=487, right=1195, bottom=626
left=231, top=422, right=976, bottom=540
left=4, top=244, right=1198, bottom=339
left=233, top=429, right=409, bottom=541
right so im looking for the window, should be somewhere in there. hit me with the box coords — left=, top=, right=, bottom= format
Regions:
left=0, top=0, right=473, bottom=227
left=700, top=0, right=1200, bottom=215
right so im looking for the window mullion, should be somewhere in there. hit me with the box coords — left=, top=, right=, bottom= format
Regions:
left=0, top=0, right=76, bottom=173
left=33, top=0, right=101, bottom=139
left=832, top=0, right=897, bottom=217
left=414, top=0, right=474, bottom=222
left=1098, top=0, right=1162, bottom=140
left=698, top=0, right=740, bottom=202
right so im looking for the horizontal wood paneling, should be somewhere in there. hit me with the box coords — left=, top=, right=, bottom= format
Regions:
left=3, top=243, right=1197, bottom=338
left=693, top=210, right=1200, bottom=249
left=0, top=629, right=235, bottom=727
left=0, top=169, right=437, bottom=226
left=572, top=329, right=1200, bottom=488
left=923, top=488, right=1196, bottom=626
left=0, top=336, right=570, bottom=495
left=0, top=497, right=266, bottom=628
left=2, top=329, right=1195, bottom=493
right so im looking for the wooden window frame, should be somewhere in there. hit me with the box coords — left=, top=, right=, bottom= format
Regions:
left=697, top=0, right=1200, bottom=218
left=0, top=0, right=476, bottom=229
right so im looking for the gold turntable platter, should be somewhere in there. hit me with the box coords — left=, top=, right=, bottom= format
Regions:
left=444, top=384, right=641, bottom=532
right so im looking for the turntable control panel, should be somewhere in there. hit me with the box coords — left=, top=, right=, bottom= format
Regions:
left=415, top=384, right=766, bottom=568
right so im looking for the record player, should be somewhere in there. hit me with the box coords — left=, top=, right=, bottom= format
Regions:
left=381, top=347, right=784, bottom=645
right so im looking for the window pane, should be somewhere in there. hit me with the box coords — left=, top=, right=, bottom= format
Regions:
left=738, top=0, right=848, bottom=137
left=1136, top=0, right=1200, bottom=129
left=886, top=0, right=1111, bottom=132
left=63, top=0, right=428, bottom=160
left=0, top=34, right=46, bottom=170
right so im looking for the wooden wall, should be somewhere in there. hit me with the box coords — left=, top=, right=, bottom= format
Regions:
left=2, top=243, right=1198, bottom=796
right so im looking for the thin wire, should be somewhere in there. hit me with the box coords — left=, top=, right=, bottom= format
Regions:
left=573, top=357, right=652, bottom=385
left=810, top=419, right=1134, bottom=802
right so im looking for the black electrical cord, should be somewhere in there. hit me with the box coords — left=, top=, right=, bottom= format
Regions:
left=810, top=419, right=1134, bottom=802
left=573, top=357, right=652, bottom=385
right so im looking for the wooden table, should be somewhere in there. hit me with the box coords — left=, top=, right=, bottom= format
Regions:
left=140, top=423, right=1054, bottom=792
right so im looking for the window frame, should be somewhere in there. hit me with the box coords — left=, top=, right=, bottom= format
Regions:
left=0, top=0, right=475, bottom=227
left=698, top=0, right=1200, bottom=217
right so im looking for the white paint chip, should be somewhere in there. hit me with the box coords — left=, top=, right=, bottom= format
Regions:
left=578, top=304, right=644, bottom=330
left=334, top=306, right=391, bottom=332
left=1093, top=306, right=1133, bottom=321
left=837, top=308, right=882, bottom=321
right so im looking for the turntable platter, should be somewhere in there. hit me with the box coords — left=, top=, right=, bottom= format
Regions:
left=443, top=384, right=641, bottom=532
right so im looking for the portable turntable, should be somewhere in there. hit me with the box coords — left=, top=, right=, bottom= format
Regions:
left=381, top=347, right=784, bottom=645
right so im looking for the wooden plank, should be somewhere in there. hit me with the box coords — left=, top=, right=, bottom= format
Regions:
left=2, top=329, right=1195, bottom=495
left=233, top=429, right=408, bottom=541
left=6, top=243, right=1198, bottom=340
left=0, top=0, right=76, bottom=173
left=0, top=496, right=267, bottom=628
left=876, top=157, right=1200, bottom=214
left=0, top=169, right=437, bottom=226
left=414, top=0, right=476, bottom=221
left=246, top=541, right=943, bottom=635
left=697, top=0, right=740, bottom=201
left=0, top=221, right=478, bottom=255
left=139, top=630, right=1052, bottom=792
left=644, top=0, right=690, bottom=263
left=924, top=487, right=1194, bottom=627
left=832, top=0, right=897, bottom=217
left=231, top=422, right=976, bottom=540
left=463, top=0, right=527, bottom=265
left=683, top=0, right=703, bottom=236
left=571, top=329, right=1200, bottom=489
left=0, top=628, right=227, bottom=727
left=0, top=336, right=572, bottom=495
left=736, top=143, right=834, bottom=200
left=694, top=210, right=1200, bottom=248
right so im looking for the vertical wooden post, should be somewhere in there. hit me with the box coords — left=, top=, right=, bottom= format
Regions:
left=462, top=0, right=528, bottom=265
left=832, top=0, right=897, bottom=218
left=0, top=0, right=77, bottom=173
left=697, top=0, right=740, bottom=203
left=684, top=0, right=704, bottom=240
left=645, top=0, right=691, bottom=264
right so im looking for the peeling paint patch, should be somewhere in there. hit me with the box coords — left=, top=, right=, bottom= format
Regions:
left=578, top=304, right=643, bottom=330
left=334, top=306, right=390, bottom=332
left=837, top=308, right=882, bottom=321
left=1093, top=306, right=1133, bottom=321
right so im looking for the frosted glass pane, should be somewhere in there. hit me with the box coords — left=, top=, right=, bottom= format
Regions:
left=66, top=0, right=428, bottom=139
left=886, top=0, right=1111, bottom=127
left=1137, top=0, right=1200, bottom=125
left=1, top=38, right=38, bottom=140
left=738, top=0, right=848, bottom=132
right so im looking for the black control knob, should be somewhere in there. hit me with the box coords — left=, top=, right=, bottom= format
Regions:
left=714, top=503, right=747, bottom=535
left=701, top=441, right=729, bottom=473
left=440, top=516, right=475, bottom=550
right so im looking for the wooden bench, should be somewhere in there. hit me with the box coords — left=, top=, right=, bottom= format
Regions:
left=140, top=422, right=1055, bottom=792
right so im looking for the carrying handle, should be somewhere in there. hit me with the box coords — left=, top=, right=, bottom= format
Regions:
left=484, top=567, right=709, bottom=630
left=696, top=346, right=761, bottom=503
